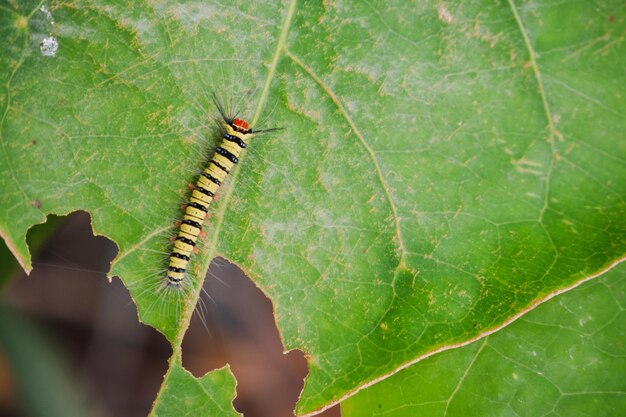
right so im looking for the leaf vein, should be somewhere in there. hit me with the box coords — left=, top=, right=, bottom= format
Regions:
left=284, top=48, right=407, bottom=264
left=507, top=0, right=557, bottom=223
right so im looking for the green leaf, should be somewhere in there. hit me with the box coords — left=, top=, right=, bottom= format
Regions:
left=153, top=361, right=240, bottom=417
left=342, top=260, right=626, bottom=417
left=1, top=0, right=624, bottom=415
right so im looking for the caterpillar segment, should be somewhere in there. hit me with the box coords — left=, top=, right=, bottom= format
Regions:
left=165, top=117, right=254, bottom=287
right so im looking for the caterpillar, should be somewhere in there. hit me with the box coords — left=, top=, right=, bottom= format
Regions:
left=165, top=94, right=276, bottom=288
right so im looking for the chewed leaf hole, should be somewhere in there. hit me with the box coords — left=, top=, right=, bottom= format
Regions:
left=181, top=258, right=341, bottom=417
left=4, top=211, right=171, bottom=416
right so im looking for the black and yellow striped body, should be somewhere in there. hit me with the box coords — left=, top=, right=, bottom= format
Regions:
left=166, top=118, right=254, bottom=287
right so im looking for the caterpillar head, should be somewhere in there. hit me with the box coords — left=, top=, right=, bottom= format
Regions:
left=232, top=118, right=251, bottom=133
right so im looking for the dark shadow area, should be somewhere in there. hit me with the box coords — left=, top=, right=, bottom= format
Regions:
left=1, top=212, right=340, bottom=417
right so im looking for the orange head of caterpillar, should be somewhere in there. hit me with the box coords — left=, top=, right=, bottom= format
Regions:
left=232, top=118, right=250, bottom=133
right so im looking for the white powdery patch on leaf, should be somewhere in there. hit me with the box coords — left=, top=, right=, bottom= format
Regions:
left=40, top=36, right=58, bottom=57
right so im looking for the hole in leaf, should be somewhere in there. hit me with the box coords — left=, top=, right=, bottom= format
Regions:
left=3, top=211, right=171, bottom=416
left=182, top=258, right=341, bottom=417
left=1, top=211, right=341, bottom=416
